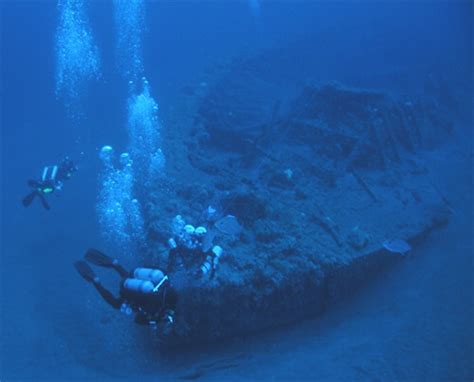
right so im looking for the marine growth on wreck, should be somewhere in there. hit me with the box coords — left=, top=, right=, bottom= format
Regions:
left=53, top=0, right=460, bottom=345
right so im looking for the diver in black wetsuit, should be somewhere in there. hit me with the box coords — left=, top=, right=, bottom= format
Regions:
left=22, top=156, right=77, bottom=210
left=74, top=249, right=177, bottom=331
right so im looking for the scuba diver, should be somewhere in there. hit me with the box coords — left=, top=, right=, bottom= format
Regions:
left=22, top=156, right=77, bottom=210
left=74, top=249, right=177, bottom=332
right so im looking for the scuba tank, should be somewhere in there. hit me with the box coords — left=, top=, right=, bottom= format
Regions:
left=200, top=245, right=224, bottom=276
left=123, top=278, right=154, bottom=294
left=133, top=268, right=164, bottom=284
left=200, top=255, right=213, bottom=275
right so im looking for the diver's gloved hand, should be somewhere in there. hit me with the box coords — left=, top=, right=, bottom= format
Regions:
left=164, top=309, right=175, bottom=324
left=158, top=310, right=175, bottom=336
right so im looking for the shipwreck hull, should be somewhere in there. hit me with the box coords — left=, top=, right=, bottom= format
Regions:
left=146, top=55, right=455, bottom=345
left=164, top=175, right=449, bottom=346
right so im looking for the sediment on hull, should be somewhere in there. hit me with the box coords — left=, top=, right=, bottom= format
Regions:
left=165, top=202, right=449, bottom=346
left=146, top=52, right=456, bottom=346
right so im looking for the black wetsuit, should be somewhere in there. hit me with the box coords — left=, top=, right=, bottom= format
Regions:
left=22, top=157, right=77, bottom=210
left=92, top=265, right=177, bottom=326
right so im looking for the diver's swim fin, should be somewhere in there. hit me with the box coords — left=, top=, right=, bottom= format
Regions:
left=22, top=191, right=50, bottom=210
left=37, top=192, right=50, bottom=210
left=74, top=260, right=96, bottom=283
left=22, top=191, right=37, bottom=207
left=85, top=248, right=115, bottom=267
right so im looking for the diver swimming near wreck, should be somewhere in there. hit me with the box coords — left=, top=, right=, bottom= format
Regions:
left=22, top=156, right=77, bottom=210
left=74, top=249, right=177, bottom=332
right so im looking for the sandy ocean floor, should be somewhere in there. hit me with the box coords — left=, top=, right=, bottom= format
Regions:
left=1, top=134, right=472, bottom=381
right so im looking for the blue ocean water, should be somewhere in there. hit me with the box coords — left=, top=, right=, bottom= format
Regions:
left=1, top=1, right=472, bottom=380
